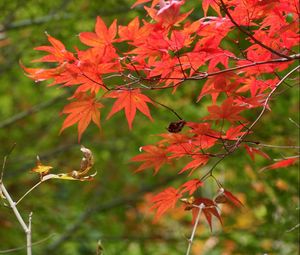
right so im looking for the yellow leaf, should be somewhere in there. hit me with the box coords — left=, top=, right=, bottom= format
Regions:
left=31, top=156, right=53, bottom=176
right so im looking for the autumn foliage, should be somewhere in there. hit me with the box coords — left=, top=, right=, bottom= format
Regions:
left=22, top=0, right=299, bottom=227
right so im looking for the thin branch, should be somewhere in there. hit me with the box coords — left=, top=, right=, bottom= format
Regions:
left=0, top=95, right=65, bottom=129
left=0, top=183, right=29, bottom=232
left=286, top=223, right=300, bottom=233
left=27, top=213, right=33, bottom=255
left=219, top=0, right=292, bottom=59
left=289, top=118, right=300, bottom=128
left=0, top=183, right=32, bottom=255
left=1, top=143, right=16, bottom=181
left=0, top=147, right=32, bottom=255
left=0, top=234, right=56, bottom=254
left=257, top=144, right=300, bottom=149
left=135, top=54, right=299, bottom=91
left=185, top=203, right=205, bottom=255
left=205, top=54, right=299, bottom=77
left=46, top=175, right=180, bottom=252
left=231, top=65, right=300, bottom=151
left=16, top=180, right=44, bottom=205
left=148, top=96, right=183, bottom=120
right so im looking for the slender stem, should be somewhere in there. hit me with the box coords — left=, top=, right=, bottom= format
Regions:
left=16, top=180, right=44, bottom=205
left=0, top=234, right=56, bottom=254
left=232, top=65, right=300, bottom=151
left=148, top=96, right=183, bottom=120
left=186, top=203, right=205, bottom=255
left=0, top=183, right=28, bottom=231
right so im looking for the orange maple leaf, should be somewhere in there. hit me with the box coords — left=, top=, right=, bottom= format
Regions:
left=205, top=98, right=246, bottom=123
left=79, top=17, right=117, bottom=48
left=261, top=157, right=299, bottom=171
left=131, top=145, right=169, bottom=175
left=180, top=179, right=203, bottom=195
left=106, top=89, right=153, bottom=129
left=60, top=93, right=103, bottom=141
left=150, top=187, right=182, bottom=222
left=178, top=154, right=209, bottom=175
left=190, top=197, right=222, bottom=230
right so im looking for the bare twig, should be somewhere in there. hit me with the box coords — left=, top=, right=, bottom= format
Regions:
left=0, top=234, right=56, bottom=254
left=27, top=212, right=33, bottom=255
left=286, top=223, right=300, bottom=233
left=0, top=183, right=32, bottom=255
left=185, top=203, right=205, bottom=255
left=0, top=95, right=65, bottom=129
left=16, top=180, right=44, bottom=205
left=289, top=118, right=300, bottom=128
left=0, top=147, right=32, bottom=255
left=46, top=175, right=180, bottom=252
left=231, top=65, right=300, bottom=151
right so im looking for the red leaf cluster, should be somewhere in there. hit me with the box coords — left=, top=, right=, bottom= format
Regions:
left=22, top=0, right=299, bottom=225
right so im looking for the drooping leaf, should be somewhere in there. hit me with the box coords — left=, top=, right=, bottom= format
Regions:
left=189, top=197, right=222, bottom=230
left=244, top=144, right=270, bottom=161
left=105, top=89, right=153, bottom=129
left=205, top=98, right=246, bottom=123
left=60, top=93, right=103, bottom=141
left=131, top=145, right=169, bottom=174
left=178, top=154, right=209, bottom=175
left=215, top=188, right=244, bottom=208
left=202, top=0, right=221, bottom=17
left=150, top=187, right=182, bottom=222
left=180, top=179, right=203, bottom=195
left=260, top=157, right=299, bottom=171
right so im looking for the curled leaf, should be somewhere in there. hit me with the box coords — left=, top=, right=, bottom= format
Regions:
left=36, top=146, right=97, bottom=182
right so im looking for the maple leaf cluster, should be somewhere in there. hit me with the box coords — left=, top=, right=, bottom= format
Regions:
left=23, top=0, right=299, bottom=225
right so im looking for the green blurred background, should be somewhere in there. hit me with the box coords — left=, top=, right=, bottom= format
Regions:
left=0, top=0, right=299, bottom=254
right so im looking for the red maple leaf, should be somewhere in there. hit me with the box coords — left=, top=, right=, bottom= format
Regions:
left=79, top=17, right=117, bottom=48
left=131, top=145, right=169, bottom=175
left=205, top=98, right=246, bottom=123
left=223, top=190, right=244, bottom=208
left=33, top=33, right=75, bottom=63
left=60, top=93, right=103, bottom=141
left=178, top=154, right=209, bottom=175
left=150, top=187, right=182, bottom=222
left=215, top=188, right=244, bottom=208
left=244, top=144, right=270, bottom=161
left=223, top=125, right=248, bottom=140
left=202, top=0, right=221, bottom=17
left=106, top=89, right=153, bottom=129
left=190, top=197, right=222, bottom=230
left=180, top=179, right=203, bottom=195
left=261, top=157, right=299, bottom=171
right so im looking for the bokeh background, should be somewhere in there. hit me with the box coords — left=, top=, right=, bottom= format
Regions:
left=0, top=1, right=299, bottom=254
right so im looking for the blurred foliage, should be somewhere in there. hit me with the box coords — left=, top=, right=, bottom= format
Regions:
left=0, top=0, right=299, bottom=255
